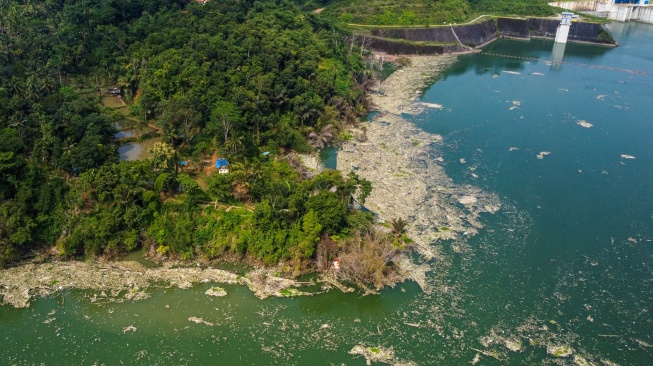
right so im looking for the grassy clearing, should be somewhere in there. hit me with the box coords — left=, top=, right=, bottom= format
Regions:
left=101, top=95, right=126, bottom=109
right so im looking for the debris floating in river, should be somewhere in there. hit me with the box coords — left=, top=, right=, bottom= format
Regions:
left=0, top=261, right=312, bottom=308
left=122, top=325, right=137, bottom=333
left=349, top=344, right=416, bottom=365
left=338, top=55, right=501, bottom=261
left=547, top=344, right=574, bottom=358
left=577, top=120, right=593, bottom=128
left=537, top=151, right=551, bottom=159
left=188, top=317, right=214, bottom=326
left=205, top=286, right=227, bottom=297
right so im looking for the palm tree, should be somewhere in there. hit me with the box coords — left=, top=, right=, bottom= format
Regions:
left=226, top=134, right=245, bottom=157
left=8, top=117, right=26, bottom=138
left=0, top=50, right=9, bottom=67
left=307, top=124, right=334, bottom=149
left=23, top=74, right=40, bottom=102
left=390, top=218, right=408, bottom=237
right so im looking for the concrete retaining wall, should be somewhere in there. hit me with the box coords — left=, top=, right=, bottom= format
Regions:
left=454, top=20, right=498, bottom=46
left=371, top=27, right=457, bottom=43
left=632, top=6, right=653, bottom=22
left=607, top=3, right=653, bottom=23
left=552, top=1, right=653, bottom=24
left=366, top=37, right=465, bottom=55
left=610, top=5, right=636, bottom=21
left=528, top=18, right=559, bottom=37
left=498, top=18, right=531, bottom=38
left=568, top=22, right=614, bottom=43
left=371, top=20, right=498, bottom=47
left=366, top=17, right=614, bottom=55
left=500, top=18, right=613, bottom=44
left=528, top=18, right=614, bottom=44
left=549, top=1, right=599, bottom=11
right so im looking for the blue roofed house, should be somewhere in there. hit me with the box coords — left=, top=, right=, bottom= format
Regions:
left=216, top=158, right=229, bottom=174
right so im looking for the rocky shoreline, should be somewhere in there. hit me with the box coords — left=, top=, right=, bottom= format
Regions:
left=0, top=260, right=311, bottom=308
left=338, top=55, right=501, bottom=259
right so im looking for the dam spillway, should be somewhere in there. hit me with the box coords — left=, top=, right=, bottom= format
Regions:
left=550, top=0, right=653, bottom=24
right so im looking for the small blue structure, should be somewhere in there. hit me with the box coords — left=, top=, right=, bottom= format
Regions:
left=262, top=151, right=270, bottom=156
left=179, top=161, right=187, bottom=166
left=215, top=158, right=229, bottom=169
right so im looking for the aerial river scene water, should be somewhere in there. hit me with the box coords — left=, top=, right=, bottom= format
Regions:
left=2, top=21, right=652, bottom=365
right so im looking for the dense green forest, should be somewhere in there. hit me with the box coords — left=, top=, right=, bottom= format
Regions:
left=0, top=0, right=395, bottom=277
left=1, top=0, right=564, bottom=285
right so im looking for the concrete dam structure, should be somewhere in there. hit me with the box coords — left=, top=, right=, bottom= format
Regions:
left=367, top=18, right=615, bottom=55
left=369, top=20, right=497, bottom=48
left=549, top=1, right=653, bottom=23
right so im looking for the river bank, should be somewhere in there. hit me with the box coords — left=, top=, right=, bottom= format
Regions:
left=338, top=55, right=501, bottom=259
left=0, top=260, right=312, bottom=308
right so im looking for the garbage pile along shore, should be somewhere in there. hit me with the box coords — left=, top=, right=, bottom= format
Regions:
left=338, top=55, right=501, bottom=260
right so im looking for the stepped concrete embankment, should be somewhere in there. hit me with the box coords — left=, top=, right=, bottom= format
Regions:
left=370, top=20, right=498, bottom=47
left=527, top=18, right=614, bottom=44
left=365, top=17, right=615, bottom=55
left=497, top=18, right=531, bottom=38
left=366, top=36, right=465, bottom=55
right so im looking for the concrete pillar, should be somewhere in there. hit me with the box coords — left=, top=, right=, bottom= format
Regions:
left=555, top=23, right=571, bottom=43
left=550, top=42, right=567, bottom=71
left=555, top=12, right=575, bottom=44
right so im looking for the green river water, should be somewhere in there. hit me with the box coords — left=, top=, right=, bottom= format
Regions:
left=2, top=22, right=652, bottom=365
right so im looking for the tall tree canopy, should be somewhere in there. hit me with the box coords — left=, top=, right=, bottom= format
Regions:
left=0, top=0, right=374, bottom=267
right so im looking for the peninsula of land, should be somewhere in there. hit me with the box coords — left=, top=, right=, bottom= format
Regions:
left=0, top=53, right=501, bottom=307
